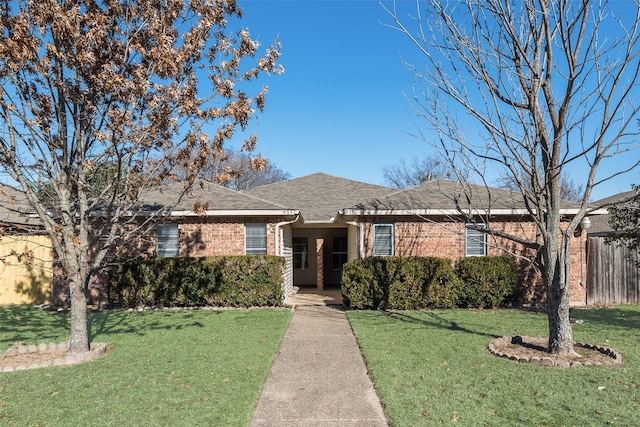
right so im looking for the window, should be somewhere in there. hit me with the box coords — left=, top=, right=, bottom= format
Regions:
left=465, top=224, right=486, bottom=256
left=373, top=224, right=393, bottom=256
left=332, top=236, right=348, bottom=270
left=245, top=223, right=267, bottom=255
left=293, top=237, right=308, bottom=269
left=156, top=224, right=179, bottom=258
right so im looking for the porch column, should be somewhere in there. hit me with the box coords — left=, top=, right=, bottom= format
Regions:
left=316, top=238, right=324, bottom=291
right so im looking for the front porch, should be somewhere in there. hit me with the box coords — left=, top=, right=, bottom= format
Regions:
left=284, top=286, right=343, bottom=306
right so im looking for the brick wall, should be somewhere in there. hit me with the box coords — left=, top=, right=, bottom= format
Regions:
left=147, top=216, right=279, bottom=257
left=316, top=238, right=324, bottom=290
left=177, top=217, right=277, bottom=257
left=360, top=216, right=587, bottom=306
left=59, top=216, right=281, bottom=304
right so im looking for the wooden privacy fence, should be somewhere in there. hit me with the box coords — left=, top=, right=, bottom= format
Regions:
left=0, top=234, right=53, bottom=305
left=586, top=237, right=640, bottom=305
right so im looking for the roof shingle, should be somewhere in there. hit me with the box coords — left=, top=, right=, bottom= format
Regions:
left=138, top=180, right=294, bottom=213
left=244, top=173, right=394, bottom=222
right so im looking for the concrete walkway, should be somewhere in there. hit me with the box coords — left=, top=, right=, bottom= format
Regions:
left=250, top=304, right=388, bottom=426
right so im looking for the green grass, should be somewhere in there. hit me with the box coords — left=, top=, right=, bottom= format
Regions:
left=0, top=306, right=291, bottom=426
left=348, top=306, right=640, bottom=426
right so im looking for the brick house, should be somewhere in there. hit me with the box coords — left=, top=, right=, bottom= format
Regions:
left=142, top=173, right=589, bottom=306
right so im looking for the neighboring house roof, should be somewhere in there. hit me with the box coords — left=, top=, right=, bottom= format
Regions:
left=138, top=180, right=298, bottom=217
left=588, top=190, right=637, bottom=236
left=0, top=184, right=43, bottom=229
left=341, top=179, right=582, bottom=216
left=244, top=173, right=394, bottom=223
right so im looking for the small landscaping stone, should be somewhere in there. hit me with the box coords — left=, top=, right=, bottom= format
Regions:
left=541, top=357, right=554, bottom=366
left=0, top=341, right=110, bottom=372
left=488, top=335, right=623, bottom=368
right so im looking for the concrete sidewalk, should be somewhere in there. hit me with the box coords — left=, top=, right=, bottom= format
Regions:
left=249, top=305, right=388, bottom=426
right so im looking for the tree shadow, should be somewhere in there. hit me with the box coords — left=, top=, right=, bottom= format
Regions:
left=381, top=310, right=500, bottom=339
left=86, top=308, right=225, bottom=342
left=13, top=265, right=52, bottom=305
left=0, top=306, right=69, bottom=348
left=570, top=306, right=640, bottom=331
left=0, top=305, right=224, bottom=349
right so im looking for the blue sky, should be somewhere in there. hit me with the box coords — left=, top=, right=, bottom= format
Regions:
left=228, top=1, right=434, bottom=185
left=228, top=0, right=638, bottom=201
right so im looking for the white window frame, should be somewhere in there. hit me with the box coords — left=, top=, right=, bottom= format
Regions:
left=373, top=223, right=394, bottom=256
left=465, top=223, right=486, bottom=256
left=245, top=223, right=267, bottom=255
left=156, top=223, right=179, bottom=258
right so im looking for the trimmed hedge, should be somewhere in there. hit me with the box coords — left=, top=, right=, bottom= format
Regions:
left=341, top=257, right=461, bottom=310
left=108, top=255, right=284, bottom=308
left=454, top=256, right=517, bottom=308
left=341, top=255, right=518, bottom=310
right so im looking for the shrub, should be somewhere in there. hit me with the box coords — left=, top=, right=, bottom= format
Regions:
left=204, top=256, right=284, bottom=307
left=108, top=256, right=283, bottom=308
left=341, top=258, right=387, bottom=309
left=341, top=256, right=460, bottom=310
left=454, top=256, right=517, bottom=308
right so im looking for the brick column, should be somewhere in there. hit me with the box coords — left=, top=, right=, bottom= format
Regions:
left=316, top=238, right=324, bottom=291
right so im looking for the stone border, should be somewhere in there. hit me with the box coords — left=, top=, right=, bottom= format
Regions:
left=488, top=336, right=623, bottom=368
left=0, top=342, right=109, bottom=373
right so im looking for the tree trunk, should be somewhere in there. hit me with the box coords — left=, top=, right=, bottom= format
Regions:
left=545, top=233, right=575, bottom=355
left=68, top=272, right=89, bottom=355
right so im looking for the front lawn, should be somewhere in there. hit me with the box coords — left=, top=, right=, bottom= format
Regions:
left=348, top=306, right=640, bottom=426
left=0, top=306, right=291, bottom=426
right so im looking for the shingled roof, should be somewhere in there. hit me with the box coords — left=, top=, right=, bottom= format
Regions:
left=137, top=180, right=296, bottom=215
left=341, top=179, right=582, bottom=215
left=0, top=184, right=42, bottom=228
left=589, top=190, right=638, bottom=236
left=244, top=173, right=394, bottom=223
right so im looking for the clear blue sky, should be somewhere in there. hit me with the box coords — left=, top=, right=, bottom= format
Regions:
left=228, top=0, right=638, bottom=201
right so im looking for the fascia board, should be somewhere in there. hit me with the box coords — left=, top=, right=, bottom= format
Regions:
left=89, top=209, right=299, bottom=218
left=170, top=209, right=300, bottom=217
left=339, top=208, right=596, bottom=216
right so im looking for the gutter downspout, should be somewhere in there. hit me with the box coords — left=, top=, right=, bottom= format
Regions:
left=275, top=213, right=300, bottom=256
left=275, top=213, right=300, bottom=301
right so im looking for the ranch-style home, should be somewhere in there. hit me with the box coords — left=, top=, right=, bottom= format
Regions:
left=139, top=173, right=590, bottom=306
left=0, top=173, right=592, bottom=306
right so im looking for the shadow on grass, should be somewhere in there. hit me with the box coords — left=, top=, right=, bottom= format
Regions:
left=0, top=305, right=229, bottom=347
left=571, top=306, right=640, bottom=331
left=0, top=305, right=69, bottom=346
left=381, top=310, right=500, bottom=339
left=86, top=309, right=227, bottom=342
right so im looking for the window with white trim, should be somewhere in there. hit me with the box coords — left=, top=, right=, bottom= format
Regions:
left=245, top=223, right=267, bottom=255
left=465, top=224, right=486, bottom=256
left=332, top=236, right=348, bottom=270
left=156, top=224, right=179, bottom=258
left=293, top=237, right=308, bottom=269
left=373, top=224, right=394, bottom=256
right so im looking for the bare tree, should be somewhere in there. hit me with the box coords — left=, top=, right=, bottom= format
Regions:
left=171, top=148, right=291, bottom=190
left=0, top=0, right=282, bottom=354
left=382, top=0, right=640, bottom=355
left=496, top=170, right=585, bottom=202
left=382, top=154, right=455, bottom=188
left=221, top=151, right=291, bottom=190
